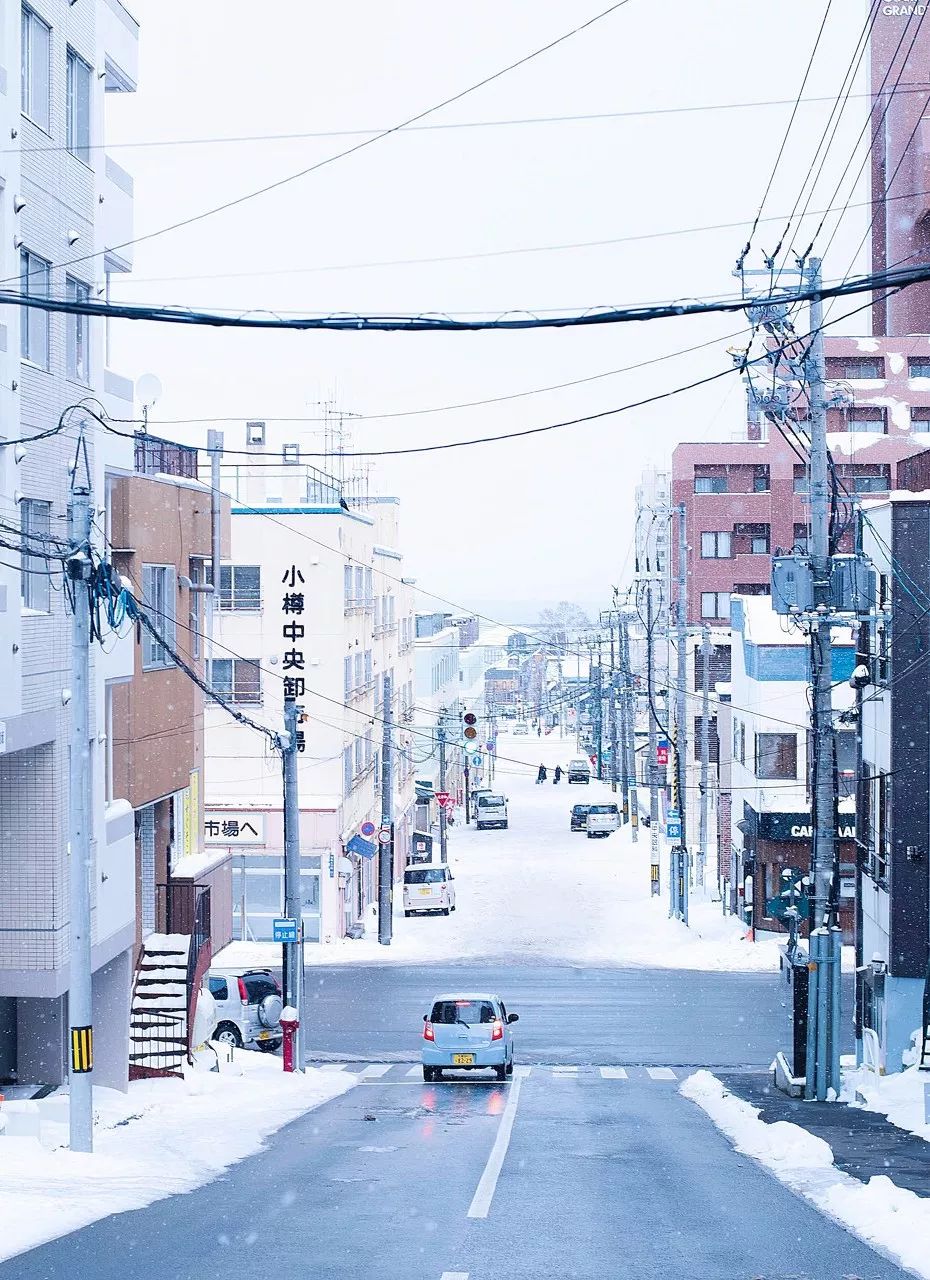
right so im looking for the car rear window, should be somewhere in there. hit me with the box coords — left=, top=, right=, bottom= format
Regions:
left=572, top=805, right=591, bottom=815
left=569, top=760, right=589, bottom=769
left=208, top=977, right=228, bottom=1001
left=242, top=973, right=279, bottom=1003
left=431, top=999, right=497, bottom=1025
left=405, top=868, right=445, bottom=884
left=589, top=805, right=619, bottom=815
left=478, top=795, right=504, bottom=807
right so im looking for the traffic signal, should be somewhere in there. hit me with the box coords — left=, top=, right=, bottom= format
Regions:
left=463, top=712, right=478, bottom=740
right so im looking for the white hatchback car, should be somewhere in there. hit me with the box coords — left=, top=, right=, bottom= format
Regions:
left=207, top=967, right=283, bottom=1052
left=586, top=803, right=621, bottom=837
left=421, top=992, right=518, bottom=1081
left=403, top=864, right=456, bottom=916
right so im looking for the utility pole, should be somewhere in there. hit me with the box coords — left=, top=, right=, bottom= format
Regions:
left=674, top=502, right=689, bottom=925
left=645, top=586, right=660, bottom=894
left=379, top=674, right=394, bottom=944
left=592, top=659, right=603, bottom=781
left=619, top=610, right=638, bottom=842
left=698, top=626, right=712, bottom=890
left=67, top=484, right=94, bottom=1152
left=608, top=617, right=619, bottom=795
left=438, top=719, right=448, bottom=864
left=282, top=696, right=305, bottom=1070
left=804, top=257, right=841, bottom=1101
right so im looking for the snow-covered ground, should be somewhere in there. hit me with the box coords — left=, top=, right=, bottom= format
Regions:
left=0, top=1053, right=353, bottom=1264
left=843, top=1055, right=930, bottom=1143
left=682, top=1070, right=930, bottom=1279
left=218, top=731, right=781, bottom=972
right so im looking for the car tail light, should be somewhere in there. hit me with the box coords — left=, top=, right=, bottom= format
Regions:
left=491, top=1019, right=503, bottom=1041
left=423, top=1021, right=435, bottom=1042
left=238, top=977, right=249, bottom=1003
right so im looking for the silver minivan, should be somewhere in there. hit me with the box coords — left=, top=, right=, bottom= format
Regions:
left=403, top=864, right=456, bottom=916
left=586, top=803, right=620, bottom=837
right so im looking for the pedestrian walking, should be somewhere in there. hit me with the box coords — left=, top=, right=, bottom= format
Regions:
left=536, top=764, right=547, bottom=784
left=553, top=765, right=563, bottom=785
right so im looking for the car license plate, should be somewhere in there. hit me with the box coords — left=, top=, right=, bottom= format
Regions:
left=452, top=1053, right=474, bottom=1065
left=258, top=1030, right=270, bottom=1041
left=419, top=887, right=431, bottom=895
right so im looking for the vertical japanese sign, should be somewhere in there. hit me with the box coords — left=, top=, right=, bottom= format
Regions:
left=281, top=566, right=307, bottom=751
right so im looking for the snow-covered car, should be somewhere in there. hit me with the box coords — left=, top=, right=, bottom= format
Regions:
left=421, top=993, right=518, bottom=1081
left=207, top=968, right=283, bottom=1052
left=403, top=864, right=456, bottom=916
left=513, top=722, right=530, bottom=735
left=570, top=803, right=592, bottom=831
left=476, top=793, right=508, bottom=830
left=586, top=804, right=620, bottom=837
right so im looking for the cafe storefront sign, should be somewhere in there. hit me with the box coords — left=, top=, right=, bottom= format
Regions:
left=757, top=812, right=855, bottom=842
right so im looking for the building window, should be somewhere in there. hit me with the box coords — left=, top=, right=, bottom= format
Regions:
left=846, top=407, right=886, bottom=434
left=344, top=563, right=353, bottom=608
left=793, top=522, right=809, bottom=553
left=836, top=730, right=856, bottom=801
left=873, top=771, right=891, bottom=882
left=354, top=565, right=364, bottom=605
left=20, top=248, right=49, bottom=366
left=908, top=358, right=930, bottom=379
left=20, top=497, right=51, bottom=611
left=218, top=564, right=261, bottom=610
left=700, top=591, right=731, bottom=620
left=826, top=356, right=883, bottom=380
left=66, top=48, right=92, bottom=164
left=733, top=582, right=770, bottom=597
left=282, top=443, right=299, bottom=464
left=66, top=277, right=90, bottom=382
left=750, top=529, right=770, bottom=554
left=694, top=473, right=727, bottom=494
left=752, top=466, right=770, bottom=493
left=246, top=421, right=265, bottom=445
left=755, top=732, right=796, bottom=780
left=364, top=566, right=373, bottom=607
left=353, top=651, right=363, bottom=690
left=21, top=6, right=50, bottom=131
left=793, top=466, right=808, bottom=493
left=343, top=746, right=353, bottom=796
left=364, top=649, right=372, bottom=685
left=700, top=531, right=731, bottom=559
left=343, top=654, right=353, bottom=699
left=909, top=411, right=930, bottom=432
left=211, top=657, right=261, bottom=704
left=141, top=565, right=177, bottom=669
left=848, top=468, right=890, bottom=494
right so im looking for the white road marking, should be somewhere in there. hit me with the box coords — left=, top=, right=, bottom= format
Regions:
left=440, top=1272, right=469, bottom=1279
left=359, top=1064, right=391, bottom=1078
left=551, top=1065, right=578, bottom=1073
left=599, top=1066, right=629, bottom=1079
left=317, top=1062, right=347, bottom=1071
left=406, top=1065, right=424, bottom=1078
left=467, top=1074, right=525, bottom=1219
left=646, top=1067, right=677, bottom=1080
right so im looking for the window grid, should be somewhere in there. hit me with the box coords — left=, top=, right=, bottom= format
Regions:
left=21, top=498, right=51, bottom=611
left=66, top=48, right=92, bottom=164
left=20, top=248, right=49, bottom=366
left=66, top=277, right=90, bottom=382
left=21, top=6, right=50, bottom=131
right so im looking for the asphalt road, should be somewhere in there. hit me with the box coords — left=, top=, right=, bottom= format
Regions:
left=301, top=962, right=854, bottom=1068
left=2, top=1064, right=910, bottom=1280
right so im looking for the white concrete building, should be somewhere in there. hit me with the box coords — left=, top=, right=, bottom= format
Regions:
left=0, top=0, right=140, bottom=1088
left=203, top=426, right=415, bottom=942
left=727, top=596, right=856, bottom=938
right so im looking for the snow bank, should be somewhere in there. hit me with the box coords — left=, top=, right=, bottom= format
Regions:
left=0, top=1053, right=353, bottom=1264
left=842, top=1057, right=930, bottom=1142
left=682, top=1070, right=930, bottom=1278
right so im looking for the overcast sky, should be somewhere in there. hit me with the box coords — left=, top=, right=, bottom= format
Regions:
left=105, top=0, right=875, bottom=617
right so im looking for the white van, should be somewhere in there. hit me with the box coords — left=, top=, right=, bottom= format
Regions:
left=567, top=758, right=592, bottom=784
left=476, top=794, right=508, bottom=830
left=586, top=804, right=620, bottom=837
left=403, top=865, right=456, bottom=916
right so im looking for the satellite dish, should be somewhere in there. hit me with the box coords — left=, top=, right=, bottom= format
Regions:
left=136, top=373, right=163, bottom=411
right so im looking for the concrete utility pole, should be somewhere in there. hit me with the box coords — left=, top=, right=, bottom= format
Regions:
left=438, top=719, right=448, bottom=864
left=67, top=484, right=94, bottom=1152
left=619, top=610, right=638, bottom=842
left=804, top=257, right=841, bottom=1101
left=592, top=659, right=603, bottom=780
left=206, top=428, right=223, bottom=656
left=379, top=674, right=394, bottom=944
left=608, top=617, right=619, bottom=795
left=645, top=586, right=661, bottom=894
left=674, top=502, right=689, bottom=925
left=698, top=626, right=713, bottom=890
left=282, top=696, right=305, bottom=1070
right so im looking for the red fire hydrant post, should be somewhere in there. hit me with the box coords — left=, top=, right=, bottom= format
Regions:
left=280, top=1005, right=299, bottom=1073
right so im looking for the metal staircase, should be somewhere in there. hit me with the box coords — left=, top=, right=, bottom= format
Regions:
left=129, top=933, right=191, bottom=1078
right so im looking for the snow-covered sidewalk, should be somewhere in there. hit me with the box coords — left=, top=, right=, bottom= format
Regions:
left=0, top=1053, right=353, bottom=1264
left=683, top=1070, right=930, bottom=1278
left=219, top=731, right=781, bottom=972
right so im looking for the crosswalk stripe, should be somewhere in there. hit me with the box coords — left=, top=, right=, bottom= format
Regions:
left=359, top=1064, right=392, bottom=1078
left=599, top=1067, right=629, bottom=1079
left=406, top=1065, right=423, bottom=1078
left=646, top=1067, right=677, bottom=1080
left=552, top=1065, right=578, bottom=1074
left=317, top=1062, right=348, bottom=1071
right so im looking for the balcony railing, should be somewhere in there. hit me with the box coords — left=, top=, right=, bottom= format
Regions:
left=135, top=433, right=199, bottom=479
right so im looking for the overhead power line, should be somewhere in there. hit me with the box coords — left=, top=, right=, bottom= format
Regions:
left=8, top=0, right=634, bottom=287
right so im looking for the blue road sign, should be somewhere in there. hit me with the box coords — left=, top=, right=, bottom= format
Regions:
left=346, top=834, right=376, bottom=859
left=666, top=820, right=682, bottom=840
left=273, top=917, right=298, bottom=944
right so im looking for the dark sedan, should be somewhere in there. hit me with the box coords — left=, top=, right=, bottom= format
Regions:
left=570, top=803, right=592, bottom=832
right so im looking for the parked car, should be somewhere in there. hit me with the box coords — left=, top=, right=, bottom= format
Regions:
left=567, top=757, right=592, bottom=784
left=421, top=992, right=518, bottom=1081
left=470, top=787, right=494, bottom=820
left=570, top=803, right=592, bottom=832
left=403, top=864, right=456, bottom=916
left=476, top=793, right=508, bottom=830
left=513, top=722, right=530, bottom=736
left=207, top=967, right=283, bottom=1052
left=586, top=803, right=621, bottom=837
